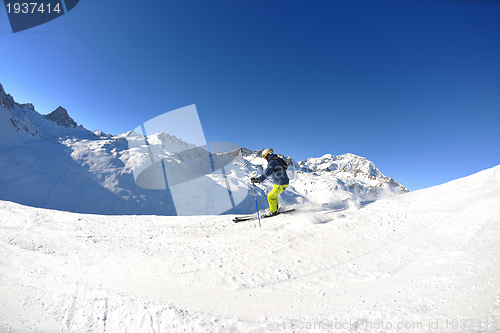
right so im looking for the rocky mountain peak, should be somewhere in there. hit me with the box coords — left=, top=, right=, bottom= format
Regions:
left=0, top=83, right=16, bottom=110
left=45, top=106, right=78, bottom=128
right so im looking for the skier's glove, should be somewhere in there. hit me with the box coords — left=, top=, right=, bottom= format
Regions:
left=250, top=177, right=261, bottom=184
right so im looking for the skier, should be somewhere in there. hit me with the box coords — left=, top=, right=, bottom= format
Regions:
left=250, top=148, right=289, bottom=217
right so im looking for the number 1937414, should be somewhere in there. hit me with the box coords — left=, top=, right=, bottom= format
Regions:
left=5, top=3, right=62, bottom=14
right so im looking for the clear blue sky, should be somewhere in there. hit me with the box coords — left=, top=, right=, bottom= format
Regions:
left=1, top=0, right=499, bottom=191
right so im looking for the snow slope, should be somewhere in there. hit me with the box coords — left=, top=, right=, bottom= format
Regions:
left=1, top=165, right=499, bottom=332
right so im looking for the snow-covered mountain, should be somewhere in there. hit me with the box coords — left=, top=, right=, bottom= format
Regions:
left=0, top=83, right=407, bottom=215
left=246, top=150, right=408, bottom=210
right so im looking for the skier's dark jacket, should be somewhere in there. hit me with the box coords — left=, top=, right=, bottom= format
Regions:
left=256, top=154, right=289, bottom=186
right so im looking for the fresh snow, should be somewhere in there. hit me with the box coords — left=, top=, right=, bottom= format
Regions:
left=1, top=165, right=499, bottom=332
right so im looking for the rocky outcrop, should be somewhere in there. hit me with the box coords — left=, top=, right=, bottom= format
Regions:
left=0, top=83, right=16, bottom=110
left=45, top=106, right=78, bottom=128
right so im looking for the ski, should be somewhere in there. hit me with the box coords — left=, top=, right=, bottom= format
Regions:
left=233, top=209, right=296, bottom=223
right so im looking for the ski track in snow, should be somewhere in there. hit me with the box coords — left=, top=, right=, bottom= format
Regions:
left=0, top=166, right=499, bottom=332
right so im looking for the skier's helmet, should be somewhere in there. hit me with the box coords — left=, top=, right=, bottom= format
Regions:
left=262, top=148, right=273, bottom=159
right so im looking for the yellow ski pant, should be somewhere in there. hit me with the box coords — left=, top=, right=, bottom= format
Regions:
left=268, top=184, right=288, bottom=213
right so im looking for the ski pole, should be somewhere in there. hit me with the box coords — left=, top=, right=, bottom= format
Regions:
left=252, top=184, right=261, bottom=229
